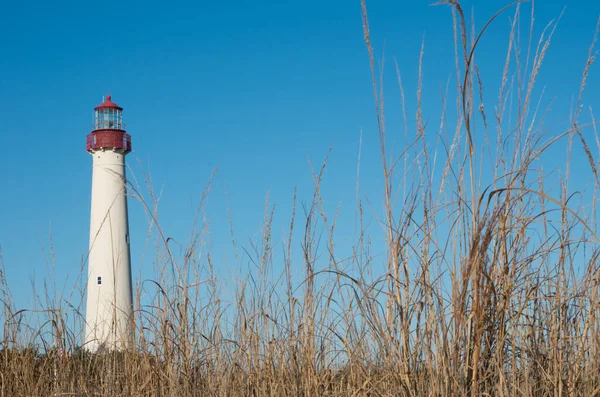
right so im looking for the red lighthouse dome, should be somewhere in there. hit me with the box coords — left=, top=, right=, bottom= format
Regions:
left=94, top=95, right=123, bottom=111
left=86, top=95, right=132, bottom=153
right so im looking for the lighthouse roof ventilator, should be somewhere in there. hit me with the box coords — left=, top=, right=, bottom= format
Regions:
left=85, top=95, right=134, bottom=351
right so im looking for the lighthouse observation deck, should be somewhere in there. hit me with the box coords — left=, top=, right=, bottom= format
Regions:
left=86, top=95, right=132, bottom=153
left=86, top=131, right=131, bottom=153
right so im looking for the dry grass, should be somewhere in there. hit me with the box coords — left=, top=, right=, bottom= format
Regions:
left=2, top=1, right=600, bottom=395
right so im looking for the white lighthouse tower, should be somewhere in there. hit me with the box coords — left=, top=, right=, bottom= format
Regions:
left=85, top=95, right=134, bottom=351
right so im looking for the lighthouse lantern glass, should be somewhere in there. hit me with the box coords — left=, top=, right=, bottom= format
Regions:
left=95, top=108, right=123, bottom=130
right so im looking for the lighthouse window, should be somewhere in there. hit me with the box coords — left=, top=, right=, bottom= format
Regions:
left=94, top=108, right=123, bottom=130
left=97, top=276, right=102, bottom=285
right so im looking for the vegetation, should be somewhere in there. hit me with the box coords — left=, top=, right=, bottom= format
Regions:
left=2, top=1, right=600, bottom=395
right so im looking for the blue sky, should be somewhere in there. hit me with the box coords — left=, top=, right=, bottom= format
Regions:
left=1, top=0, right=599, bottom=318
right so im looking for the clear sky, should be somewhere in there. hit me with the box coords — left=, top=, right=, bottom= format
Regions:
left=1, top=0, right=599, bottom=315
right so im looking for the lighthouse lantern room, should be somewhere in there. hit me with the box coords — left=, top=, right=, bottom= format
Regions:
left=86, top=95, right=131, bottom=153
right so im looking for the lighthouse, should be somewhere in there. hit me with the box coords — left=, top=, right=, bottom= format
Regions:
left=85, top=95, right=134, bottom=351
